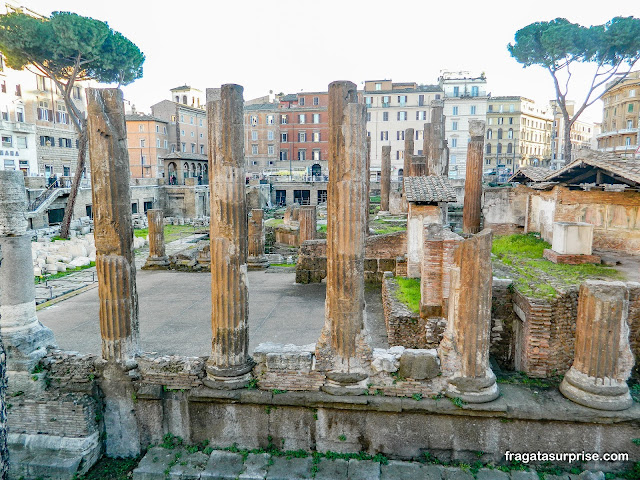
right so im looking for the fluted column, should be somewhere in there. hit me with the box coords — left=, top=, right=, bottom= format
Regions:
left=299, top=206, right=317, bottom=243
left=560, top=281, right=634, bottom=410
left=87, top=88, right=139, bottom=363
left=247, top=208, right=268, bottom=269
left=317, top=81, right=370, bottom=393
left=380, top=146, right=391, bottom=213
left=440, top=229, right=498, bottom=403
left=143, top=209, right=169, bottom=269
left=205, top=84, right=253, bottom=389
left=463, top=120, right=485, bottom=234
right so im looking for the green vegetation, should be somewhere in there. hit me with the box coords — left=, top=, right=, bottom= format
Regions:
left=394, top=277, right=421, bottom=314
left=370, top=195, right=381, bottom=203
left=71, top=456, right=141, bottom=480
left=496, top=371, right=563, bottom=389
left=317, top=224, right=327, bottom=233
left=265, top=218, right=284, bottom=227
left=492, top=234, right=623, bottom=299
left=134, top=224, right=203, bottom=243
left=270, top=263, right=295, bottom=268
left=50, top=236, right=68, bottom=242
left=34, top=261, right=96, bottom=284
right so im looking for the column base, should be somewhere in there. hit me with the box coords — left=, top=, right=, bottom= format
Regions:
left=321, top=371, right=369, bottom=396
left=204, top=361, right=255, bottom=390
left=446, top=372, right=499, bottom=404
left=247, top=256, right=270, bottom=270
left=559, top=367, right=632, bottom=411
left=2, top=319, right=57, bottom=372
left=142, top=256, right=170, bottom=269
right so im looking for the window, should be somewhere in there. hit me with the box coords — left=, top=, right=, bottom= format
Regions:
left=281, top=114, right=288, bottom=124
left=180, top=115, right=184, bottom=122
left=250, top=115, right=258, bottom=126
left=626, top=137, right=632, bottom=146
left=383, top=112, right=389, bottom=121
left=299, top=114, right=306, bottom=124
left=189, top=116, right=193, bottom=125
left=140, top=139, right=146, bottom=148
left=312, top=132, right=320, bottom=142
left=299, top=131, right=306, bottom=142
left=452, top=121, right=458, bottom=131
left=628, top=103, right=634, bottom=113
left=509, top=117, right=513, bottom=125
left=298, top=149, right=306, bottom=161
left=252, top=145, right=258, bottom=154
left=375, top=83, right=382, bottom=91
left=17, top=136, right=27, bottom=149
left=181, top=142, right=186, bottom=151
left=630, top=89, right=636, bottom=97
left=498, top=117, right=504, bottom=125
left=453, top=86, right=459, bottom=97
left=508, top=129, right=513, bottom=139
left=1, top=135, right=11, bottom=147
left=164, top=140, right=168, bottom=149
left=365, top=96, right=372, bottom=106
left=628, top=120, right=634, bottom=129
left=58, top=138, right=72, bottom=148
left=488, top=105, right=493, bottom=112
left=509, top=104, right=514, bottom=112
left=251, top=131, right=258, bottom=141
left=181, top=129, right=185, bottom=136
left=0, top=107, right=7, bottom=121
left=171, top=115, right=177, bottom=123
left=36, top=75, right=47, bottom=91
left=487, top=129, right=493, bottom=139
left=156, top=138, right=161, bottom=147
left=497, top=128, right=503, bottom=140
left=313, top=97, right=319, bottom=105
left=200, top=144, right=204, bottom=154
left=398, top=95, right=407, bottom=105
left=380, top=131, right=388, bottom=141
left=397, top=111, right=407, bottom=121
left=499, top=105, right=504, bottom=113
left=138, top=124, right=144, bottom=132
left=55, top=104, right=68, bottom=124
left=471, top=86, right=479, bottom=97
left=497, top=143, right=502, bottom=154
left=280, top=150, right=288, bottom=161
left=417, top=111, right=426, bottom=120
left=418, top=94, right=425, bottom=106
left=451, top=138, right=458, bottom=147
left=266, top=115, right=275, bottom=125
left=486, top=144, right=491, bottom=154
left=199, top=118, right=203, bottom=127
left=268, top=145, right=274, bottom=155
left=299, top=97, right=305, bottom=106
left=485, top=159, right=491, bottom=165
left=452, top=106, right=459, bottom=115
left=281, top=133, right=288, bottom=142
left=396, top=131, right=405, bottom=141
left=313, top=113, right=320, bottom=124
left=470, top=105, right=476, bottom=115
left=312, top=149, right=321, bottom=161
left=63, top=166, right=70, bottom=176
left=382, top=96, right=390, bottom=107
left=507, top=143, right=513, bottom=154
left=37, top=100, right=51, bottom=121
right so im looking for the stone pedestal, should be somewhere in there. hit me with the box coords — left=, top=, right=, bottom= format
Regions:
left=205, top=84, right=254, bottom=389
left=87, top=88, right=140, bottom=364
left=0, top=170, right=56, bottom=373
left=143, top=209, right=169, bottom=269
left=462, top=120, right=485, bottom=235
left=248, top=208, right=269, bottom=269
left=440, top=229, right=498, bottom=403
left=560, top=281, right=634, bottom=410
left=299, top=206, right=317, bottom=244
left=316, top=81, right=370, bottom=394
left=380, top=146, right=391, bottom=213
left=543, top=222, right=600, bottom=264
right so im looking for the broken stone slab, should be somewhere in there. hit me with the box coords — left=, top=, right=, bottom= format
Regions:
left=201, top=450, right=244, bottom=480
left=442, top=467, right=474, bottom=479
left=475, top=468, right=509, bottom=480
left=133, top=446, right=182, bottom=480
left=168, top=451, right=209, bottom=479
left=313, top=458, right=348, bottom=480
left=381, top=460, right=436, bottom=480
left=253, top=343, right=316, bottom=372
left=398, top=349, right=440, bottom=380
left=239, top=453, right=270, bottom=480
left=265, top=456, right=313, bottom=479
left=348, top=459, right=381, bottom=480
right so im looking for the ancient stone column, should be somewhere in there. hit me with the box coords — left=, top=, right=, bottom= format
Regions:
left=0, top=171, right=56, bottom=374
left=205, top=84, right=253, bottom=389
left=426, top=101, right=446, bottom=176
left=462, top=120, right=485, bottom=235
left=366, top=135, right=371, bottom=234
left=411, top=155, right=427, bottom=177
left=247, top=208, right=269, bottom=269
left=87, top=88, right=140, bottom=363
left=143, top=209, right=169, bottom=269
left=380, top=145, right=391, bottom=213
left=317, top=81, right=370, bottom=394
left=404, top=128, right=414, bottom=180
left=560, top=281, right=634, bottom=410
left=299, top=205, right=317, bottom=243
left=440, top=229, right=498, bottom=403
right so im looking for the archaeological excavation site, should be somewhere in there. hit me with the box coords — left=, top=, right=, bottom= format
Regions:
left=0, top=82, right=639, bottom=480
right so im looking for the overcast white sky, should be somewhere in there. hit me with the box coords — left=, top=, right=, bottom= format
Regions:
left=22, top=0, right=640, bottom=123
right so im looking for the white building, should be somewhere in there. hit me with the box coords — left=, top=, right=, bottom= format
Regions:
left=438, top=71, right=488, bottom=179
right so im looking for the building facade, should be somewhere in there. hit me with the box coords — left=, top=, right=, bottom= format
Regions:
left=244, top=102, right=280, bottom=173
left=596, top=71, right=640, bottom=158
left=125, top=113, right=169, bottom=179
left=550, top=100, right=595, bottom=168
left=363, top=79, right=442, bottom=180
left=439, top=71, right=488, bottom=179
left=484, top=96, right=552, bottom=178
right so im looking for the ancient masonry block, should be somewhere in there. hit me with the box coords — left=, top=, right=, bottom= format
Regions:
left=440, top=229, right=499, bottom=403
left=143, top=209, right=169, bottom=269
left=462, top=120, right=485, bottom=235
left=248, top=208, right=269, bottom=269
left=298, top=205, right=317, bottom=244
left=204, top=84, right=254, bottom=389
left=560, top=281, right=634, bottom=410
left=380, top=145, right=391, bottom=213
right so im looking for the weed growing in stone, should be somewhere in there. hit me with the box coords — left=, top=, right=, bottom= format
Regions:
left=271, top=388, right=287, bottom=395
left=246, top=377, right=259, bottom=390
left=338, top=435, right=347, bottom=442
left=411, top=393, right=423, bottom=401
left=449, top=397, right=466, bottom=408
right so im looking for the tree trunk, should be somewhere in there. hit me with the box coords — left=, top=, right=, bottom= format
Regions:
left=563, top=113, right=572, bottom=166
left=59, top=121, right=88, bottom=239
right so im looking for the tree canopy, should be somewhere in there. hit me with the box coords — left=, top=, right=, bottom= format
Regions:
left=508, top=16, right=640, bottom=164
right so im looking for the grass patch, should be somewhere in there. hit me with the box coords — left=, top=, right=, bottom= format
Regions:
left=35, top=261, right=96, bottom=284
left=394, top=277, right=421, bottom=314
left=370, top=195, right=381, bottom=203
left=492, top=234, right=624, bottom=299
left=270, top=263, right=295, bottom=267
left=496, top=371, right=563, bottom=389
left=265, top=218, right=284, bottom=227
left=373, top=225, right=407, bottom=235
left=134, top=224, right=202, bottom=243
left=50, top=235, right=68, bottom=242
left=318, top=224, right=327, bottom=233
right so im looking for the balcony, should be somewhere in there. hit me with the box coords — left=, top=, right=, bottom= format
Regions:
left=382, top=102, right=390, bottom=108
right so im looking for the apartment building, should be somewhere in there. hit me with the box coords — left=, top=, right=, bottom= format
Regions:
left=438, top=71, right=488, bottom=178
left=244, top=102, right=280, bottom=173
left=484, top=97, right=552, bottom=176
left=363, top=79, right=442, bottom=180
left=125, top=113, right=169, bottom=178
left=550, top=100, right=595, bottom=168
left=597, top=71, right=640, bottom=157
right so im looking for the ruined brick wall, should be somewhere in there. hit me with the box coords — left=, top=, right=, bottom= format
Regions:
left=490, top=281, right=516, bottom=371
left=296, top=232, right=406, bottom=284
left=482, top=185, right=528, bottom=235
left=275, top=226, right=300, bottom=246
left=628, top=283, right=640, bottom=380
left=548, top=288, right=579, bottom=377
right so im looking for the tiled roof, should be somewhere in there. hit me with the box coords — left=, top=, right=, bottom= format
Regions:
left=244, top=103, right=278, bottom=111
left=404, top=176, right=457, bottom=203
left=508, top=166, right=553, bottom=183
left=546, top=149, right=640, bottom=186
left=125, top=114, right=167, bottom=123
left=280, top=94, right=298, bottom=102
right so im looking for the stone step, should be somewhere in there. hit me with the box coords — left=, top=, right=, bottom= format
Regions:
left=8, top=444, right=84, bottom=480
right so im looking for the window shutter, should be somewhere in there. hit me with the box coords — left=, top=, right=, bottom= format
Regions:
left=40, top=136, right=44, bottom=146
left=48, top=110, right=53, bottom=121
left=56, top=111, right=60, bottom=123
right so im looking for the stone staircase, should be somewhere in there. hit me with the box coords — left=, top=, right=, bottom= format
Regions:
left=26, top=187, right=69, bottom=218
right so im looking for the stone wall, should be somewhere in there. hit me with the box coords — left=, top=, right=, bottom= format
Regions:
left=490, top=279, right=516, bottom=371
left=628, top=282, right=640, bottom=380
left=296, top=231, right=406, bottom=284
left=482, top=186, right=527, bottom=235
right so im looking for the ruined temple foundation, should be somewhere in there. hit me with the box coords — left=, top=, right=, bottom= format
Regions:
left=559, top=281, right=634, bottom=411
left=316, top=81, right=371, bottom=395
left=247, top=208, right=269, bottom=269
left=462, top=120, right=485, bottom=235
left=440, top=229, right=499, bottom=403
left=204, top=84, right=254, bottom=389
left=0, top=171, right=56, bottom=375
left=143, top=209, right=169, bottom=269
left=380, top=145, right=391, bottom=214
left=298, top=205, right=317, bottom=244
